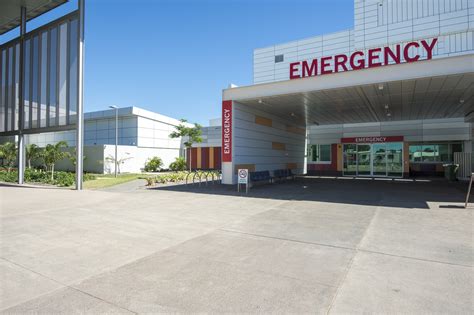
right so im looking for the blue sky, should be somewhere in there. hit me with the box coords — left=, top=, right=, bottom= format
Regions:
left=2, top=0, right=354, bottom=125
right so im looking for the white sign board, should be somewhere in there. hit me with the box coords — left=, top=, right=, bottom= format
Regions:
left=238, top=169, right=248, bottom=184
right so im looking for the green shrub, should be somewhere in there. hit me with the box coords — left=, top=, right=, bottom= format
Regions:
left=25, top=169, right=49, bottom=182
left=52, top=171, right=75, bottom=187
left=155, top=175, right=167, bottom=184
left=0, top=170, right=17, bottom=182
left=0, top=142, right=17, bottom=172
left=144, top=156, right=163, bottom=172
left=145, top=171, right=220, bottom=186
left=0, top=168, right=96, bottom=187
left=145, top=177, right=156, bottom=186
left=153, top=171, right=192, bottom=185
left=169, top=157, right=187, bottom=171
left=83, top=173, right=97, bottom=181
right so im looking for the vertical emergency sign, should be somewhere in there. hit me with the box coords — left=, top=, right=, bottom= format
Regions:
left=222, top=100, right=232, bottom=162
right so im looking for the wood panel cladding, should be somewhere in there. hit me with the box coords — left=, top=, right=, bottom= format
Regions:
left=286, top=125, right=306, bottom=135
left=255, top=116, right=272, bottom=127
left=209, top=147, right=214, bottom=169
left=196, top=147, right=202, bottom=168
left=234, top=164, right=256, bottom=174
left=272, top=142, right=286, bottom=150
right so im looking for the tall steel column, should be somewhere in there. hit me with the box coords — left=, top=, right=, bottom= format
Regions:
left=114, top=107, right=118, bottom=177
left=17, top=6, right=27, bottom=185
left=76, top=0, right=85, bottom=190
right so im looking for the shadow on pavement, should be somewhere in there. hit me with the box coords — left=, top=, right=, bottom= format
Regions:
left=149, top=176, right=470, bottom=209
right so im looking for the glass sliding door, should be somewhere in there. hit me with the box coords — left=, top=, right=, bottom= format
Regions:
left=343, top=144, right=357, bottom=175
left=343, top=142, right=404, bottom=177
left=357, top=144, right=371, bottom=176
left=387, top=143, right=403, bottom=177
left=372, top=144, right=387, bottom=176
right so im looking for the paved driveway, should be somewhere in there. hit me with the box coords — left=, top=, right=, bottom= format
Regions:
left=0, top=178, right=472, bottom=314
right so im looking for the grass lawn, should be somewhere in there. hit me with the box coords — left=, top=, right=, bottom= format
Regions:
left=84, top=173, right=145, bottom=189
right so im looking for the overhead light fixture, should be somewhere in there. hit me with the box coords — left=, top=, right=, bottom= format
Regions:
left=384, top=104, right=389, bottom=109
left=378, top=84, right=384, bottom=90
left=291, top=112, right=296, bottom=117
left=386, top=112, right=391, bottom=117
left=258, top=99, right=263, bottom=104
left=460, top=99, right=465, bottom=104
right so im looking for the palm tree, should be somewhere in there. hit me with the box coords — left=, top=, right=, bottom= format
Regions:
left=105, top=154, right=132, bottom=174
left=0, top=142, right=17, bottom=172
left=26, top=144, right=42, bottom=169
left=41, top=141, right=70, bottom=180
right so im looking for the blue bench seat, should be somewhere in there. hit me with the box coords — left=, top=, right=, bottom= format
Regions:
left=273, top=169, right=295, bottom=181
left=249, top=171, right=273, bottom=185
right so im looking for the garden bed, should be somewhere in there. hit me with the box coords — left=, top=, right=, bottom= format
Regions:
left=143, top=171, right=221, bottom=187
left=0, top=168, right=96, bottom=187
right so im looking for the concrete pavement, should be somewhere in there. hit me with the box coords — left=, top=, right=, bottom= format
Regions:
left=0, top=178, right=472, bottom=313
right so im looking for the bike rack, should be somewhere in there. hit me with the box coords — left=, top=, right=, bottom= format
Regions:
left=206, top=170, right=217, bottom=185
left=207, top=171, right=214, bottom=184
left=185, top=171, right=193, bottom=185
left=184, top=169, right=222, bottom=186
left=192, top=171, right=203, bottom=186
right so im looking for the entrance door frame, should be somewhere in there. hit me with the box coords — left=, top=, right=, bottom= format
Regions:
left=342, top=142, right=404, bottom=178
left=356, top=143, right=372, bottom=176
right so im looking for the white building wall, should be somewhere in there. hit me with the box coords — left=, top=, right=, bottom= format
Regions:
left=254, top=0, right=474, bottom=84
left=22, top=106, right=188, bottom=173
left=229, top=101, right=306, bottom=184
left=45, top=146, right=105, bottom=174
left=190, top=125, right=222, bottom=148
left=26, top=109, right=139, bottom=147
left=84, top=116, right=138, bottom=146
left=102, top=145, right=179, bottom=174
left=46, top=144, right=181, bottom=174
left=136, top=116, right=181, bottom=149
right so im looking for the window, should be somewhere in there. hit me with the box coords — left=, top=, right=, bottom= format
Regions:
left=452, top=143, right=463, bottom=154
left=422, top=144, right=437, bottom=162
left=409, top=143, right=463, bottom=163
left=275, top=54, right=284, bottom=63
left=309, top=144, right=331, bottom=162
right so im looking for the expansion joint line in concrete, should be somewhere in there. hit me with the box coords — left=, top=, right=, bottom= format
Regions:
left=325, top=200, right=383, bottom=314
left=219, top=228, right=473, bottom=268
left=219, top=228, right=356, bottom=252
left=0, top=257, right=138, bottom=314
